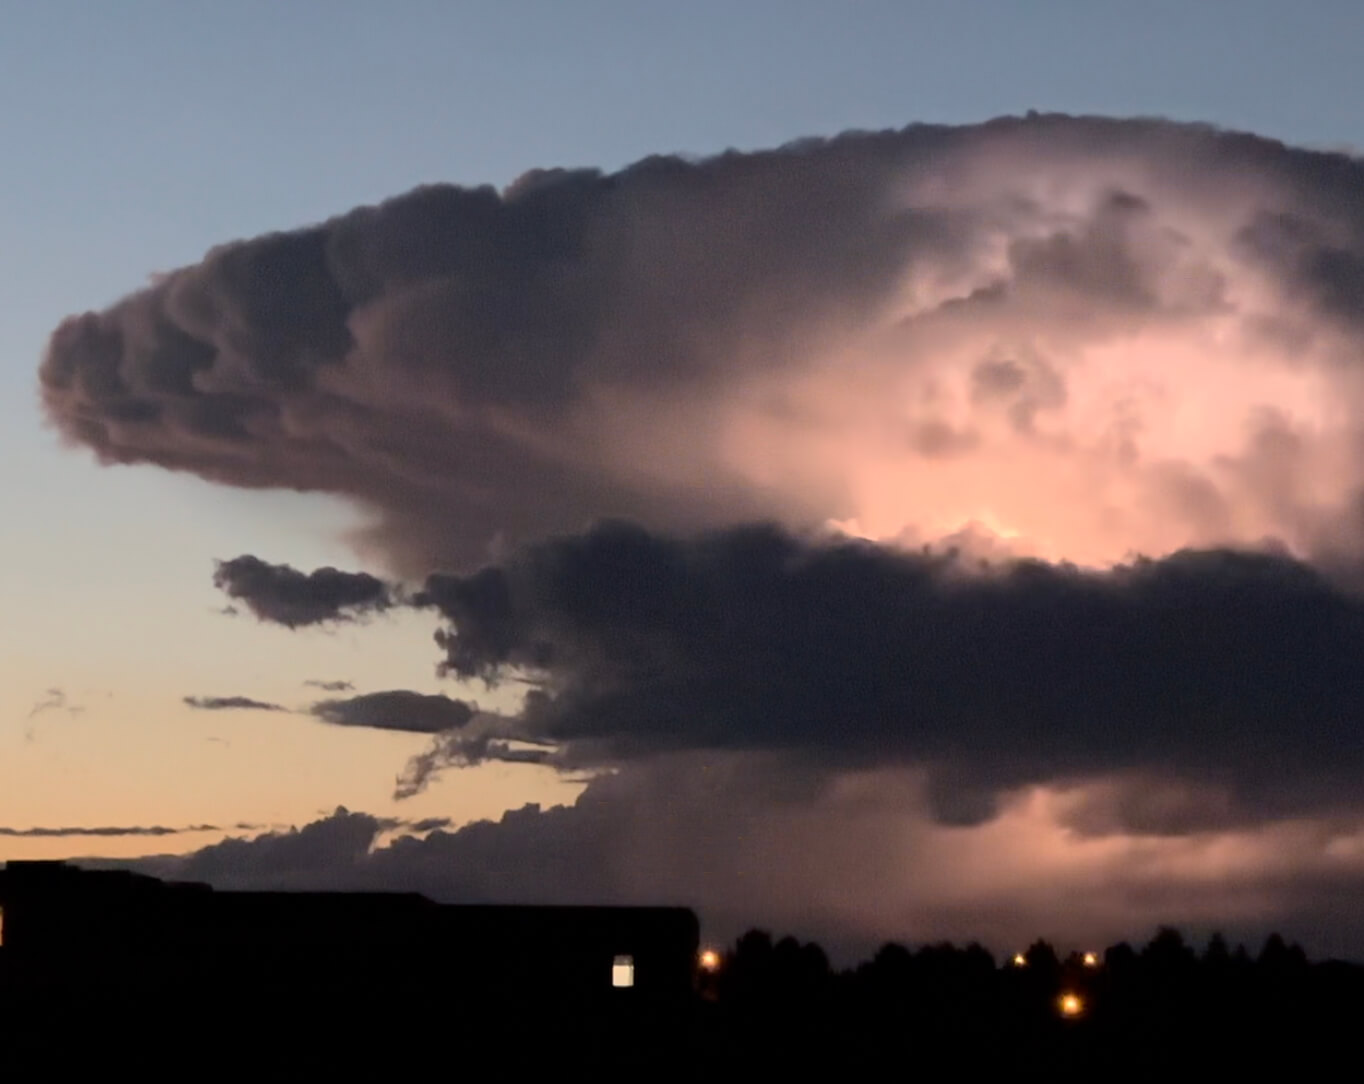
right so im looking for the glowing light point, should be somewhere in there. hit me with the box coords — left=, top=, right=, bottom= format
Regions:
left=1012, top=953, right=1027, bottom=967
left=699, top=948, right=721, bottom=972
left=1059, top=992, right=1084, bottom=1018
left=1083, top=952, right=1099, bottom=968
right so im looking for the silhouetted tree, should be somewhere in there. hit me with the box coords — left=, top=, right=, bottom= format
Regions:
left=1203, top=931, right=1231, bottom=968
left=1258, top=932, right=1308, bottom=973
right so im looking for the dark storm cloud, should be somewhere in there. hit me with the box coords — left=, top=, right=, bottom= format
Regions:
left=183, top=695, right=288, bottom=712
left=309, top=689, right=476, bottom=734
left=413, top=520, right=1364, bottom=823
left=41, top=115, right=1364, bottom=572
left=212, top=555, right=395, bottom=627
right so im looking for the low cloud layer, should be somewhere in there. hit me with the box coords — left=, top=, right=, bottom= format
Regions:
left=40, top=115, right=1364, bottom=573
left=125, top=766, right=1364, bottom=963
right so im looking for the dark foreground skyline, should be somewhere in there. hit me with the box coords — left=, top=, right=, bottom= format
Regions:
left=1, top=860, right=1360, bottom=1076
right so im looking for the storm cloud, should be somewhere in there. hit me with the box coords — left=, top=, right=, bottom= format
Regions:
left=405, top=520, right=1364, bottom=825
left=40, top=115, right=1364, bottom=574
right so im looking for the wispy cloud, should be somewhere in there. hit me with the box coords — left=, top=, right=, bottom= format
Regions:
left=0, top=823, right=255, bottom=838
left=183, top=695, right=289, bottom=713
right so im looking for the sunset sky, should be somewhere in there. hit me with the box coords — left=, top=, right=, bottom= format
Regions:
left=6, top=0, right=1364, bottom=960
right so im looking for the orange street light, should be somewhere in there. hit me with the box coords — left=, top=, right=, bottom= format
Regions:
left=699, top=949, right=721, bottom=972
left=1059, top=992, right=1085, bottom=1018
left=1082, top=952, right=1099, bottom=968
left=1012, top=953, right=1027, bottom=967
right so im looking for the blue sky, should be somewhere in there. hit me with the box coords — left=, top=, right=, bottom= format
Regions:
left=3, top=0, right=1363, bottom=852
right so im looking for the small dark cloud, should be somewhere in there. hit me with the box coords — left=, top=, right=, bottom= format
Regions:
left=183, top=695, right=288, bottom=712
left=370, top=814, right=455, bottom=834
left=304, top=679, right=355, bottom=692
left=213, top=555, right=395, bottom=628
left=309, top=690, right=476, bottom=734
left=403, top=816, right=454, bottom=834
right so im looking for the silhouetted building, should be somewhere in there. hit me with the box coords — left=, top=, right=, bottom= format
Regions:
left=0, top=861, right=699, bottom=1051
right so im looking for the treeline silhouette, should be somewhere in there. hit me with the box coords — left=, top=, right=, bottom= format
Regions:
left=697, top=926, right=1364, bottom=1074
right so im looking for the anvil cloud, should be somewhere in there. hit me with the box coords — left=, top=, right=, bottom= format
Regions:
left=41, top=115, right=1364, bottom=573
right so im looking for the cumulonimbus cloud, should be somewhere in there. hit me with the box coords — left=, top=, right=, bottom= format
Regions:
left=39, top=115, right=1364, bottom=574
left=44, top=114, right=1364, bottom=950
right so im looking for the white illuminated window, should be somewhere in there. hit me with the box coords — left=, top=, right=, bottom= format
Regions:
left=611, top=954, right=634, bottom=988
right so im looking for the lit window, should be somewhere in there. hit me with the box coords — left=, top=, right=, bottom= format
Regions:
left=612, top=954, right=634, bottom=988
